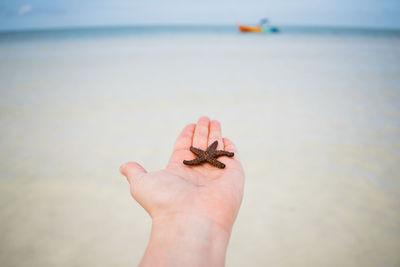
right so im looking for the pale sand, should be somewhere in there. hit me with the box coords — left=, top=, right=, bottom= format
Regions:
left=0, top=33, right=400, bottom=266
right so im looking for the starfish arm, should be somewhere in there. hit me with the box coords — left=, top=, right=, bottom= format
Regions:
left=207, top=158, right=226, bottom=169
left=183, top=157, right=204, bottom=166
left=213, top=150, right=234, bottom=158
left=207, top=140, right=218, bottom=152
left=190, top=146, right=203, bottom=156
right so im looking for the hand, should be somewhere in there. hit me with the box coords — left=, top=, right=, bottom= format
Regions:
left=120, top=117, right=245, bottom=267
left=120, top=116, right=244, bottom=233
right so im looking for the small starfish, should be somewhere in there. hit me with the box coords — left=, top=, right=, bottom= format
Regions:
left=183, top=140, right=234, bottom=169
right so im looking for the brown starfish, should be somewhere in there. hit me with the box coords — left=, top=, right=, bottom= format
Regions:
left=183, top=140, right=234, bottom=169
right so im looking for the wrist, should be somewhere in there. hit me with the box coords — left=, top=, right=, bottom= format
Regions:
left=140, top=213, right=231, bottom=267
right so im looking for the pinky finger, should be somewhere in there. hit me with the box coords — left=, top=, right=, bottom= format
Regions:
left=223, top=138, right=239, bottom=159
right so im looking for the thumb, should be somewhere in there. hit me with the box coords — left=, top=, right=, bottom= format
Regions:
left=120, top=162, right=147, bottom=184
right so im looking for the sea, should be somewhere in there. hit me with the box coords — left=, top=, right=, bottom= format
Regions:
left=1, top=25, right=400, bottom=41
left=0, top=25, right=400, bottom=267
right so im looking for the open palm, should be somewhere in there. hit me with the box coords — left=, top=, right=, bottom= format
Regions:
left=120, top=117, right=245, bottom=233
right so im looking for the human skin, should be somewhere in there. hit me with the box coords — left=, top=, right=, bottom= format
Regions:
left=120, top=116, right=245, bottom=267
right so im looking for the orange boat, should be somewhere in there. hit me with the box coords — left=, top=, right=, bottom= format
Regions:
left=238, top=25, right=279, bottom=33
left=238, top=25, right=262, bottom=33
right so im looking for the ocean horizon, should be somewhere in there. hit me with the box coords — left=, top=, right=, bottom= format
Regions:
left=1, top=24, right=400, bottom=43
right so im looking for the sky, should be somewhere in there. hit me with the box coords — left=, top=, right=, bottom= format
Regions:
left=0, top=0, right=400, bottom=30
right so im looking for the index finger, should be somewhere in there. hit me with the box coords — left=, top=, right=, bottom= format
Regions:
left=173, top=123, right=195, bottom=152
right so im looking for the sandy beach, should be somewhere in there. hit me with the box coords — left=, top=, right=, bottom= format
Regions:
left=1, top=28, right=400, bottom=266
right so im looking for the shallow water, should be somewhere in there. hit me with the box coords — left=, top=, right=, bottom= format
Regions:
left=1, top=26, right=400, bottom=266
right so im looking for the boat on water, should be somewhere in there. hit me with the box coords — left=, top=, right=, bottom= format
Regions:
left=238, top=25, right=279, bottom=33
left=238, top=18, right=279, bottom=33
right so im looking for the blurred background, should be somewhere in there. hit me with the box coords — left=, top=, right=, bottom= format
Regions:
left=1, top=1, right=400, bottom=266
